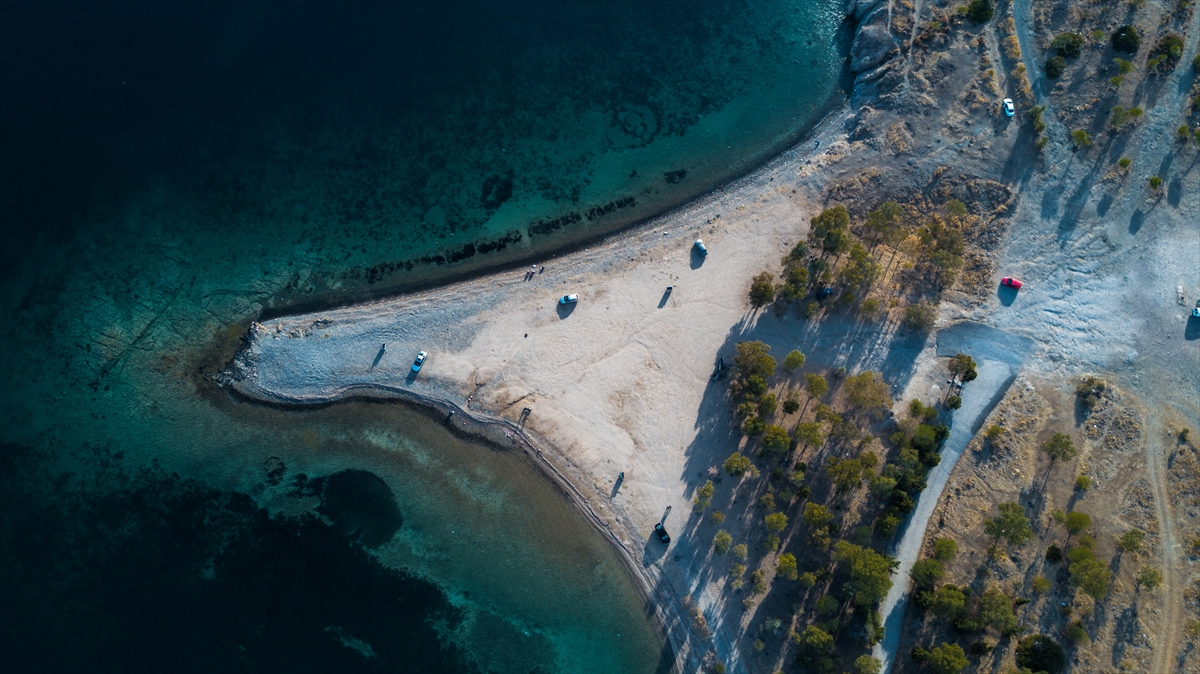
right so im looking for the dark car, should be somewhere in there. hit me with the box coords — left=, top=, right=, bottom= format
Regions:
left=817, top=286, right=834, bottom=299
left=653, top=523, right=671, bottom=545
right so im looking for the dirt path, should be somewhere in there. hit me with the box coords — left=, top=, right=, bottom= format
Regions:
left=1143, top=412, right=1184, bottom=673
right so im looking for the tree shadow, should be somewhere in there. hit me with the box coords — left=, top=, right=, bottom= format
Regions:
left=1128, top=208, right=1145, bottom=235
left=1167, top=175, right=1184, bottom=208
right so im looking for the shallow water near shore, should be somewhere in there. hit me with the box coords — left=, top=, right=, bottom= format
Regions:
left=2, top=0, right=850, bottom=670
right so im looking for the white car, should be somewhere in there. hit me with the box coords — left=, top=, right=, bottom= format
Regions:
left=559, top=294, right=579, bottom=305
left=411, top=351, right=427, bottom=372
left=1002, top=98, right=1015, bottom=117
left=1193, top=300, right=1200, bottom=318
left=694, top=239, right=708, bottom=257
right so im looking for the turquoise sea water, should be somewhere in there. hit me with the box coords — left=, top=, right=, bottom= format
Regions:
left=1, top=1, right=849, bottom=671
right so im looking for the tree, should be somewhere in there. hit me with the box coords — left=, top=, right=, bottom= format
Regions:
left=749, top=272, right=776, bottom=308
left=1042, top=433, right=1077, bottom=469
left=865, top=201, right=902, bottom=244
left=1138, top=566, right=1163, bottom=590
left=743, top=416, right=766, bottom=437
left=734, top=341, right=776, bottom=380
left=1015, top=634, right=1066, bottom=674
left=1071, top=129, right=1091, bottom=148
left=927, top=643, right=968, bottom=674
left=911, top=559, right=945, bottom=589
left=844, top=371, right=892, bottom=417
left=978, top=588, right=1017, bottom=632
left=1051, top=32, right=1084, bottom=58
left=905, top=301, right=937, bottom=332
left=777, top=552, right=799, bottom=580
left=1119, top=528, right=1145, bottom=553
left=761, top=425, right=790, bottom=454
left=809, top=205, right=851, bottom=258
left=1032, top=576, right=1051, bottom=594
left=713, top=529, right=733, bottom=554
left=964, top=0, right=993, bottom=24
left=805, top=373, right=828, bottom=399
left=732, top=544, right=748, bottom=561
left=794, top=422, right=824, bottom=449
left=803, top=502, right=833, bottom=529
left=1111, top=25, right=1139, bottom=54
left=833, top=541, right=896, bottom=607
left=840, top=242, right=880, bottom=289
left=782, top=397, right=800, bottom=414
left=694, top=480, right=716, bottom=511
left=948, top=353, right=977, bottom=382
left=985, top=502, right=1033, bottom=547
left=793, top=625, right=834, bottom=655
left=926, top=585, right=966, bottom=618
left=931, top=537, right=960, bottom=558
left=723, top=452, right=753, bottom=476
left=764, top=512, right=788, bottom=534
left=757, top=394, right=777, bottom=417
left=782, top=349, right=806, bottom=372
left=855, top=655, right=882, bottom=674
left=1064, top=511, right=1091, bottom=536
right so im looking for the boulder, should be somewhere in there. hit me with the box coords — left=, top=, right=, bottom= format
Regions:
left=846, top=0, right=883, bottom=22
left=850, top=8, right=897, bottom=73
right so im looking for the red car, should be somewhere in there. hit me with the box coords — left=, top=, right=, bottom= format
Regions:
left=1001, top=277, right=1022, bottom=289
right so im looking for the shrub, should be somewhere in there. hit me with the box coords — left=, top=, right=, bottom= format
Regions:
left=1138, top=566, right=1163, bottom=590
left=803, top=300, right=820, bottom=319
left=732, top=544, right=748, bottom=561
left=1117, top=157, right=1132, bottom=170
left=1071, top=129, right=1091, bottom=148
left=782, top=397, right=800, bottom=414
left=986, top=502, right=1033, bottom=547
left=1045, top=55, right=1066, bottom=78
left=861, top=297, right=881, bottom=316
left=905, top=301, right=937, bottom=332
left=945, top=395, right=962, bottom=410
left=1075, top=475, right=1091, bottom=491
left=758, top=492, right=776, bottom=510
left=855, top=654, right=882, bottom=674
left=1119, top=529, right=1145, bottom=553
left=1149, top=175, right=1164, bottom=192
left=710, top=510, right=726, bottom=525
left=1065, top=621, right=1089, bottom=644
left=1181, top=125, right=1193, bottom=142
left=965, top=0, right=994, bottom=24
left=1111, top=25, right=1140, bottom=54
left=1015, top=634, right=1066, bottom=674
left=934, top=538, right=958, bottom=561
left=1064, top=511, right=1091, bottom=535
left=1033, top=576, right=1051, bottom=594
left=714, top=529, right=733, bottom=554
left=1152, top=33, right=1185, bottom=68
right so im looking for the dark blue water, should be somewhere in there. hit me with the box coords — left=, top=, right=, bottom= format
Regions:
left=0, top=1, right=850, bottom=671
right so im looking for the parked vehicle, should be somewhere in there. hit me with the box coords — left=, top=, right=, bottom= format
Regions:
left=1000, top=277, right=1022, bottom=289
left=1002, top=98, right=1015, bottom=117
left=1193, top=299, right=1200, bottom=318
left=694, top=239, right=708, bottom=257
left=653, top=523, right=671, bottom=545
left=559, top=294, right=579, bottom=305
left=412, top=351, right=427, bottom=372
